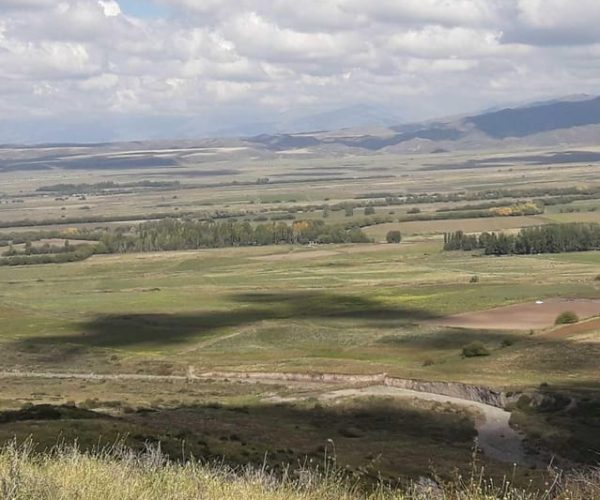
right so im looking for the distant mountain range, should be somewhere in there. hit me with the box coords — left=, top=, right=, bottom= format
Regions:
left=2, top=95, right=600, bottom=162
left=241, top=95, right=600, bottom=154
left=210, top=104, right=406, bottom=137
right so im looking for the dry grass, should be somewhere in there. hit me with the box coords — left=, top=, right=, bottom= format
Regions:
left=0, top=441, right=598, bottom=500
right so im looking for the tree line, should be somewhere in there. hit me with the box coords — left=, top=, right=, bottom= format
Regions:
left=0, top=244, right=96, bottom=266
left=36, top=181, right=180, bottom=195
left=358, top=185, right=600, bottom=205
left=443, top=223, right=600, bottom=255
left=99, top=219, right=370, bottom=253
left=0, top=219, right=371, bottom=265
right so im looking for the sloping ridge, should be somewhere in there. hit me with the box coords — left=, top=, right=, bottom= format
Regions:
left=465, top=96, right=600, bottom=138
left=246, top=95, right=600, bottom=152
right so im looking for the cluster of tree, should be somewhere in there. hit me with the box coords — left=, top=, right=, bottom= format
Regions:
left=437, top=201, right=504, bottom=212
left=0, top=229, right=104, bottom=247
left=0, top=244, right=95, bottom=266
left=264, top=187, right=596, bottom=224
left=0, top=207, right=260, bottom=230
left=269, top=213, right=296, bottom=221
left=2, top=240, right=80, bottom=257
left=99, top=219, right=371, bottom=254
left=350, top=215, right=395, bottom=228
left=36, top=181, right=180, bottom=195
left=399, top=202, right=543, bottom=224
left=0, top=219, right=371, bottom=265
left=399, top=209, right=496, bottom=223
left=444, top=223, right=600, bottom=255
left=489, top=202, right=543, bottom=216
left=443, top=231, right=481, bottom=251
left=357, top=186, right=600, bottom=212
left=0, top=211, right=196, bottom=230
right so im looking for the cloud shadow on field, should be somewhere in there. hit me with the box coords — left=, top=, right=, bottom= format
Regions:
left=12, top=291, right=438, bottom=351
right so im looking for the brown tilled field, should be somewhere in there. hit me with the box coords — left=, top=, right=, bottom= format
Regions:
left=545, top=316, right=600, bottom=339
left=431, top=298, right=600, bottom=330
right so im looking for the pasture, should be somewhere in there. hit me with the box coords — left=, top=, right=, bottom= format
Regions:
left=1, top=242, right=598, bottom=389
left=1, top=144, right=600, bottom=482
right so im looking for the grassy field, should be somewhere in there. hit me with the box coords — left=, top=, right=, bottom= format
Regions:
left=1, top=145, right=600, bottom=487
left=1, top=242, right=599, bottom=388
left=1, top=241, right=599, bottom=479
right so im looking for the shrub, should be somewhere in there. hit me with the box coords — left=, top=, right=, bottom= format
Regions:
left=501, top=338, right=515, bottom=348
left=386, top=230, right=402, bottom=244
left=555, top=311, right=579, bottom=325
left=462, top=341, right=490, bottom=358
left=469, top=275, right=479, bottom=283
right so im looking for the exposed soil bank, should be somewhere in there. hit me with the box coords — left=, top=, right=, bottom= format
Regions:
left=201, top=371, right=509, bottom=407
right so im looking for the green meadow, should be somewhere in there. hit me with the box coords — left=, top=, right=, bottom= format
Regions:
left=1, top=241, right=598, bottom=388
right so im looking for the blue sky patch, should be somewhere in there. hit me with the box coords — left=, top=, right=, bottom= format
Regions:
left=118, top=0, right=169, bottom=19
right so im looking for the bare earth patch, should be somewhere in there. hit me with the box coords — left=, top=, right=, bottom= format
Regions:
left=431, top=298, right=600, bottom=330
left=545, top=316, right=600, bottom=340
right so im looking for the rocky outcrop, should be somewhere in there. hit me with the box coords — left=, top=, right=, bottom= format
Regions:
left=382, top=378, right=507, bottom=408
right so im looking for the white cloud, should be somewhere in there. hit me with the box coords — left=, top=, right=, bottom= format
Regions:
left=221, top=12, right=360, bottom=63
left=501, top=0, right=600, bottom=45
left=98, top=0, right=121, bottom=17
left=344, top=0, right=499, bottom=27
left=517, top=0, right=600, bottom=30
left=1, top=0, right=600, bottom=142
left=387, top=27, right=502, bottom=58
left=78, top=72, right=119, bottom=90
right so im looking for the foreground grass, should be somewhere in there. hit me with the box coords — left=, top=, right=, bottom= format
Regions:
left=0, top=443, right=597, bottom=500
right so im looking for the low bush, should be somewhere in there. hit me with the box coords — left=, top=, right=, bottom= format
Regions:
left=386, top=230, right=402, bottom=244
left=462, top=341, right=490, bottom=358
left=555, top=311, right=579, bottom=325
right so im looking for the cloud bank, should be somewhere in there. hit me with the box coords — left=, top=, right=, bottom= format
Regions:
left=0, top=0, right=599, bottom=142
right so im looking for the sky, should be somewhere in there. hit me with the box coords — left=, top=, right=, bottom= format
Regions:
left=1, top=0, right=600, bottom=143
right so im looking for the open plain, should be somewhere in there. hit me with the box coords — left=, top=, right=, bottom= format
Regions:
left=1, top=143, right=599, bottom=489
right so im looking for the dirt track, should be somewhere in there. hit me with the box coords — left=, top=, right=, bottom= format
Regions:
left=431, top=298, right=600, bottom=330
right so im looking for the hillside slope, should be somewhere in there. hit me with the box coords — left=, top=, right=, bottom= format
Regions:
left=243, top=95, right=600, bottom=154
